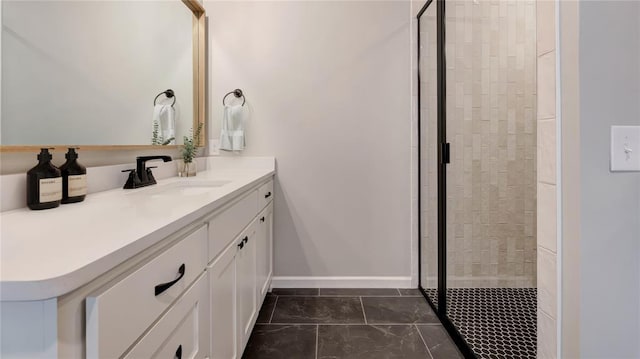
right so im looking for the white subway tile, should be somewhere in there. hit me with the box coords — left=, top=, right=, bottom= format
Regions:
left=537, top=247, right=557, bottom=318
left=537, top=51, right=556, bottom=119
left=536, top=0, right=556, bottom=56
left=537, top=182, right=557, bottom=252
left=538, top=308, right=557, bottom=359
left=537, top=118, right=557, bottom=184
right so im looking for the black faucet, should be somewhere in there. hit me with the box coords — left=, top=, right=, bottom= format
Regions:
left=122, top=155, right=172, bottom=189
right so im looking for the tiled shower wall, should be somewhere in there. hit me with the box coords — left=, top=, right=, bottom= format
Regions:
left=536, top=0, right=558, bottom=357
left=443, top=0, right=537, bottom=288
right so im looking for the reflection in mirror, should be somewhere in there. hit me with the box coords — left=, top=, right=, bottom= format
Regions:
left=152, top=89, right=177, bottom=145
left=1, top=0, right=193, bottom=146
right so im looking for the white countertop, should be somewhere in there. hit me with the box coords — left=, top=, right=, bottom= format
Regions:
left=0, top=159, right=274, bottom=301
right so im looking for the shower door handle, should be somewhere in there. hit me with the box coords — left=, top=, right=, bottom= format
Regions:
left=441, top=143, right=450, bottom=164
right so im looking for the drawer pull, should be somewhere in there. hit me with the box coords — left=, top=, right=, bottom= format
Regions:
left=264, top=191, right=272, bottom=199
left=238, top=241, right=245, bottom=249
left=154, top=264, right=186, bottom=296
left=175, top=344, right=182, bottom=359
left=243, top=236, right=249, bottom=244
left=260, top=216, right=265, bottom=222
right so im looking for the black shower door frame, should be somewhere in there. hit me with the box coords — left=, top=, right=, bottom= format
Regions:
left=416, top=0, right=475, bottom=357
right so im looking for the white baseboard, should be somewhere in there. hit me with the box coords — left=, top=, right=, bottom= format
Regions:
left=271, top=276, right=413, bottom=289
left=421, top=275, right=536, bottom=288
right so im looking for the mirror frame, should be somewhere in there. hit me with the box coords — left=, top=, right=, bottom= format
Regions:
left=0, top=0, right=206, bottom=152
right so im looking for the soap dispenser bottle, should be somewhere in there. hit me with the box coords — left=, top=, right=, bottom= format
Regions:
left=27, top=148, right=62, bottom=210
left=60, top=148, right=87, bottom=204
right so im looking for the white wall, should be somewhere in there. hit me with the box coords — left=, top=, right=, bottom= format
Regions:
left=579, top=1, right=640, bottom=357
left=205, top=1, right=412, bottom=283
left=410, top=0, right=425, bottom=288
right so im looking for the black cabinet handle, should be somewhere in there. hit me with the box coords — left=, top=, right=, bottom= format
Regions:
left=260, top=217, right=265, bottom=222
left=238, top=241, right=244, bottom=249
left=264, top=191, right=272, bottom=199
left=175, top=344, right=182, bottom=359
left=154, top=264, right=186, bottom=296
left=243, top=236, right=249, bottom=244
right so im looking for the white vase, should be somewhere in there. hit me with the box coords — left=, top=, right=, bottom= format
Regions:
left=177, top=160, right=197, bottom=177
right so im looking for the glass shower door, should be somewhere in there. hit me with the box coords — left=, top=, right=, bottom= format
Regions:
left=418, top=0, right=439, bottom=309
left=444, top=1, right=538, bottom=357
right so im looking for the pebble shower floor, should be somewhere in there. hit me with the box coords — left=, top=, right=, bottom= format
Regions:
left=426, top=287, right=537, bottom=359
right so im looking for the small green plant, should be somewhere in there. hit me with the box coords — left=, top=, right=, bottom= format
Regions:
left=181, top=123, right=203, bottom=163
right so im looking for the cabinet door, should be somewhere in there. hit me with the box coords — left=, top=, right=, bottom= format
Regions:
left=123, top=275, right=209, bottom=359
left=256, top=202, right=274, bottom=303
left=87, top=225, right=208, bottom=359
left=236, top=223, right=258, bottom=353
left=209, top=241, right=238, bottom=359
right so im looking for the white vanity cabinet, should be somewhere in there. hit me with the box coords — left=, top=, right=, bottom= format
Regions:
left=85, top=177, right=274, bottom=359
left=209, top=239, right=239, bottom=359
left=256, top=202, right=274, bottom=303
left=209, top=221, right=258, bottom=359
left=209, top=179, right=274, bottom=359
left=0, top=170, right=274, bottom=359
left=236, top=221, right=258, bottom=352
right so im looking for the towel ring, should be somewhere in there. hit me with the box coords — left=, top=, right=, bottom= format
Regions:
left=223, top=89, right=246, bottom=106
left=154, top=89, right=176, bottom=107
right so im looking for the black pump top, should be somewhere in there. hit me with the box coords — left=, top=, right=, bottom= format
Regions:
left=65, top=148, right=79, bottom=160
left=37, top=148, right=53, bottom=161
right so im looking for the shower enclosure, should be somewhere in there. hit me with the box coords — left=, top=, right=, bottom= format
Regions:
left=418, top=0, right=537, bottom=357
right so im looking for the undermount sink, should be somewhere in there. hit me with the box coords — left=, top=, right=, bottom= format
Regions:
left=131, top=180, right=232, bottom=198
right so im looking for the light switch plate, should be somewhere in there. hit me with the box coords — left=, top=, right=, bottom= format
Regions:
left=611, top=125, right=640, bottom=171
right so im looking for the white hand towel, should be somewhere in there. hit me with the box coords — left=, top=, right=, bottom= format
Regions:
left=152, top=104, right=176, bottom=145
left=220, top=105, right=246, bottom=151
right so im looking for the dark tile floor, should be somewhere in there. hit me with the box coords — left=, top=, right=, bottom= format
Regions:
left=243, top=288, right=463, bottom=359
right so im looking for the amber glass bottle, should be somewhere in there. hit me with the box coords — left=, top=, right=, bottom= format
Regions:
left=60, top=148, right=87, bottom=204
left=27, top=148, right=62, bottom=210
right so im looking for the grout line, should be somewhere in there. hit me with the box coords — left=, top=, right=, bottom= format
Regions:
left=538, top=179, right=558, bottom=187
left=268, top=296, right=279, bottom=323
left=538, top=48, right=555, bottom=57
left=415, top=324, right=435, bottom=359
left=262, top=322, right=438, bottom=326
left=334, top=295, right=405, bottom=298
left=315, top=325, right=319, bottom=359
left=276, top=293, right=405, bottom=297
left=359, top=296, right=368, bottom=324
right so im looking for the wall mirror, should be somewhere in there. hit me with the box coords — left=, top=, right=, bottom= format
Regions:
left=0, top=0, right=205, bottom=151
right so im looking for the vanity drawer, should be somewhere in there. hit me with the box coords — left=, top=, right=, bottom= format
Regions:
left=123, top=274, right=209, bottom=359
left=86, top=225, right=207, bottom=359
left=208, top=190, right=258, bottom=261
left=258, top=179, right=274, bottom=210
